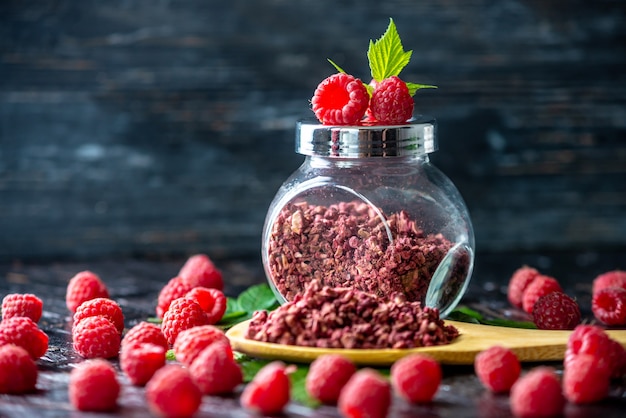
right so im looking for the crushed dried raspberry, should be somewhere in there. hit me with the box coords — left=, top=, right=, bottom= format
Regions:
left=121, top=321, right=168, bottom=351
left=0, top=316, right=48, bottom=359
left=592, top=270, right=626, bottom=294
left=311, top=73, right=369, bottom=125
left=145, top=364, right=202, bottom=418
left=73, top=297, right=125, bottom=334
left=509, top=367, right=564, bottom=418
left=592, top=287, right=626, bottom=326
left=521, top=274, right=562, bottom=314
left=155, top=276, right=194, bottom=319
left=185, top=287, right=227, bottom=324
left=120, top=342, right=166, bottom=386
left=369, top=76, right=414, bottom=124
left=1, top=293, right=43, bottom=323
left=563, top=354, right=611, bottom=404
left=240, top=361, right=292, bottom=415
left=306, top=354, right=356, bottom=404
left=161, top=298, right=209, bottom=345
left=66, top=270, right=109, bottom=313
left=72, top=316, right=121, bottom=359
left=507, top=265, right=540, bottom=309
left=189, top=340, right=242, bottom=395
left=474, top=345, right=521, bottom=393
left=69, top=359, right=120, bottom=412
left=338, top=369, right=391, bottom=418
left=391, top=353, right=442, bottom=403
left=532, top=291, right=581, bottom=330
left=172, top=324, right=230, bottom=366
left=179, top=254, right=224, bottom=290
left=0, top=344, right=38, bottom=394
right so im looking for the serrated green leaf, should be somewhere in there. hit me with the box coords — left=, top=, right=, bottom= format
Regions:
left=368, top=18, right=413, bottom=82
left=406, top=82, right=437, bottom=96
left=289, top=366, right=320, bottom=408
left=224, top=296, right=240, bottom=315
left=237, top=283, right=279, bottom=312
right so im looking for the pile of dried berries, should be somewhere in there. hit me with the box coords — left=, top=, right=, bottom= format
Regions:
left=246, top=280, right=459, bottom=349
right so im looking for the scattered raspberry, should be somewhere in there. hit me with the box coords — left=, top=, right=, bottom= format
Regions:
left=509, top=367, right=564, bottom=418
left=338, top=368, right=391, bottom=418
left=1, top=293, right=43, bottom=323
left=66, top=271, right=109, bottom=313
left=474, top=346, right=521, bottom=393
left=507, top=265, right=540, bottom=309
left=563, top=354, right=611, bottom=404
left=0, top=316, right=48, bottom=359
left=592, top=270, right=626, bottom=294
left=606, top=338, right=626, bottom=379
left=391, top=353, right=442, bottom=403
left=69, top=359, right=120, bottom=412
left=240, top=361, right=292, bottom=415
left=311, top=73, right=369, bottom=125
left=121, top=321, right=168, bottom=351
left=592, top=287, right=626, bottom=326
left=72, top=316, right=121, bottom=359
left=161, top=298, right=209, bottom=345
left=189, top=340, right=243, bottom=395
left=532, top=292, right=581, bottom=330
left=146, top=364, right=202, bottom=418
left=565, top=324, right=613, bottom=363
left=306, top=354, right=356, bottom=404
left=521, top=274, right=562, bottom=314
left=73, top=297, right=125, bottom=334
left=179, top=254, right=224, bottom=291
left=120, top=342, right=166, bottom=386
left=369, top=76, right=414, bottom=124
left=0, top=345, right=38, bottom=394
left=155, top=276, right=194, bottom=319
left=172, top=324, right=229, bottom=366
left=185, top=287, right=228, bottom=324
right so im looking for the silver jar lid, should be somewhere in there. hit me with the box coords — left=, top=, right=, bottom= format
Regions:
left=296, top=116, right=437, bottom=158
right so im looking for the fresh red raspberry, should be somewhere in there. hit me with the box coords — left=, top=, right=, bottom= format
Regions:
left=521, top=274, right=562, bottom=314
left=0, top=316, right=48, bottom=359
left=120, top=342, right=166, bottom=386
left=66, top=271, right=109, bottom=313
left=69, top=359, right=120, bottom=412
left=72, top=316, right=121, bottom=359
left=73, top=297, right=125, bottom=334
left=565, top=324, right=613, bottom=364
left=592, top=270, right=626, bottom=294
left=161, top=298, right=209, bottom=345
left=0, top=344, right=38, bottom=394
left=509, top=367, right=564, bottom=418
left=172, top=324, right=229, bottom=366
left=391, top=353, right=441, bottom=403
left=155, top=276, right=194, bottom=319
left=306, top=354, right=356, bottom=404
left=179, top=254, right=224, bottom=291
left=1, top=293, right=43, bottom=323
left=145, top=364, right=202, bottom=418
left=311, top=73, right=369, bottom=125
left=369, top=76, right=414, bottom=125
left=240, top=361, right=292, bottom=415
left=121, top=321, right=168, bottom=351
left=592, top=287, right=626, bottom=326
left=473, top=346, right=521, bottom=393
left=185, top=287, right=227, bottom=324
left=507, top=265, right=540, bottom=309
left=563, top=353, right=611, bottom=404
left=338, top=368, right=391, bottom=418
left=531, top=291, right=581, bottom=330
left=189, top=340, right=243, bottom=395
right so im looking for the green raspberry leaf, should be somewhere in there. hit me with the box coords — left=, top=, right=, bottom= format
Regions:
left=406, top=82, right=438, bottom=97
left=368, top=18, right=412, bottom=82
left=327, top=59, right=346, bottom=74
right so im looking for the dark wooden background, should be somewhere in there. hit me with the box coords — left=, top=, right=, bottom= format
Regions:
left=1, top=0, right=625, bottom=263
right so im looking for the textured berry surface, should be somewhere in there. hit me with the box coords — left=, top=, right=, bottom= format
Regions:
left=521, top=275, right=562, bottom=314
left=146, top=364, right=202, bottom=418
left=161, top=298, right=209, bottom=345
left=311, top=73, right=369, bottom=125
left=69, top=359, right=120, bottom=412
left=0, top=316, right=48, bottom=359
left=189, top=340, right=242, bottom=395
left=509, top=367, right=564, bottom=418
left=507, top=266, right=540, bottom=309
left=391, top=353, right=441, bottom=403
left=369, top=76, right=414, bottom=124
left=120, top=342, right=166, bottom=386
left=565, top=324, right=613, bottom=363
left=563, top=354, right=611, bottom=404
left=1, top=293, right=43, bottom=323
left=72, top=316, right=121, bottom=359
left=606, top=338, right=626, bottom=378
left=155, top=276, right=194, bottom=319
left=240, top=361, right=292, bottom=415
left=172, top=324, right=229, bottom=366
left=185, top=287, right=227, bottom=324
left=474, top=346, right=520, bottom=393
left=338, top=369, right=391, bottom=418
left=306, top=354, right=356, bottom=404
left=73, top=297, right=125, bottom=334
left=179, top=254, right=224, bottom=290
left=66, top=271, right=109, bottom=313
left=121, top=321, right=168, bottom=351
left=532, top=291, right=581, bottom=330
left=592, top=287, right=626, bottom=326
left=0, top=344, right=38, bottom=394
left=592, top=270, right=626, bottom=294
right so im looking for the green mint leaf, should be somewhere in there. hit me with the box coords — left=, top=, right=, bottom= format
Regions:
left=406, top=82, right=437, bottom=97
left=237, top=283, right=279, bottom=313
left=224, top=296, right=241, bottom=316
left=368, top=18, right=412, bottom=82
left=327, top=59, right=346, bottom=74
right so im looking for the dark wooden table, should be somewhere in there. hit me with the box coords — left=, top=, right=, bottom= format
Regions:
left=1, top=251, right=625, bottom=417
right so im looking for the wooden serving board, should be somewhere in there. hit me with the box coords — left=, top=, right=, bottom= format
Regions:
left=226, top=320, right=626, bottom=366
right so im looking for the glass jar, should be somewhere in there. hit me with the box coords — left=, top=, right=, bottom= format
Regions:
left=261, top=116, right=475, bottom=316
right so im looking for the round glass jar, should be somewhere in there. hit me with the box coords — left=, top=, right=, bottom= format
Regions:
left=261, top=116, right=475, bottom=316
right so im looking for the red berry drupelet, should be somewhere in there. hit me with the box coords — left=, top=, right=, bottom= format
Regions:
left=72, top=315, right=121, bottom=359
left=179, top=253, right=224, bottom=290
left=0, top=316, right=48, bottom=359
left=563, top=354, right=611, bottom=404
left=521, top=274, right=562, bottom=314
left=146, top=364, right=202, bottom=418
left=161, top=297, right=209, bottom=346
left=121, top=321, right=168, bottom=351
left=155, top=276, right=194, bottom=319
left=240, top=361, right=292, bottom=415
left=474, top=345, right=520, bottom=393
left=532, top=291, right=581, bottom=330
left=369, top=76, right=414, bottom=124
left=66, top=270, right=109, bottom=313
left=306, top=354, right=356, bottom=404
left=391, top=353, right=442, bottom=403
left=592, top=287, right=626, bottom=326
left=189, top=340, right=243, bottom=395
left=120, top=342, right=166, bottom=386
left=73, top=297, right=125, bottom=334
left=69, top=359, right=120, bottom=412
left=509, top=367, right=564, bottom=418
left=172, top=324, right=229, bottom=366
left=1, top=293, right=43, bottom=323
left=311, top=73, right=369, bottom=125
left=507, top=265, right=540, bottom=309
left=0, top=344, right=38, bottom=394
left=338, top=368, right=391, bottom=418
left=592, top=270, right=626, bottom=294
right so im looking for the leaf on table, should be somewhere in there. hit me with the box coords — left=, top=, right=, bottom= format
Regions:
left=449, top=306, right=537, bottom=329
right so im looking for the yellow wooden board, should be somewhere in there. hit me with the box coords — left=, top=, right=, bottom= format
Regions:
left=226, top=320, right=626, bottom=366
